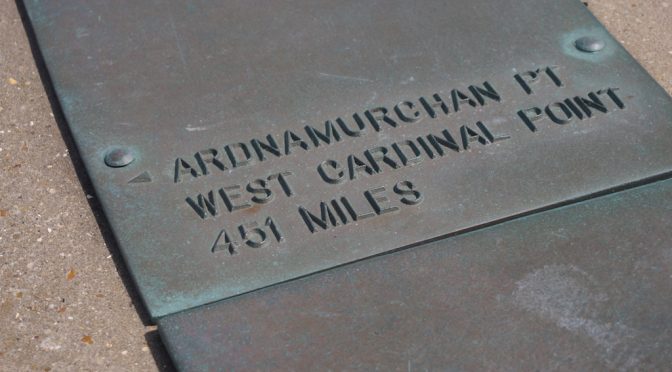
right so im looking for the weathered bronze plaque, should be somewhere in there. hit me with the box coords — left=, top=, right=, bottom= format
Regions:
left=159, top=179, right=672, bottom=370
left=25, top=0, right=672, bottom=318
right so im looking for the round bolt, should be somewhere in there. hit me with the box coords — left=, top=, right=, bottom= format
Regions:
left=104, top=148, right=134, bottom=167
left=574, top=36, right=605, bottom=53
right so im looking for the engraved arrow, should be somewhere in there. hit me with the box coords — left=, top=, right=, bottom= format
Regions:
left=128, top=171, right=152, bottom=184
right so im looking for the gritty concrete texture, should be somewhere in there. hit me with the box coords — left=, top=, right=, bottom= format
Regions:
left=0, top=0, right=669, bottom=371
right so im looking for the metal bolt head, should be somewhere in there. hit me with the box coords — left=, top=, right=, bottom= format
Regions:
left=104, top=148, right=134, bottom=167
left=574, top=36, right=605, bottom=53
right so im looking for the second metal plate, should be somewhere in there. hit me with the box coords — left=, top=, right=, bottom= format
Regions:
left=159, top=178, right=672, bottom=370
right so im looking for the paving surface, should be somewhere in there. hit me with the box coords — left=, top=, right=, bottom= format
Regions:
left=0, top=0, right=669, bottom=371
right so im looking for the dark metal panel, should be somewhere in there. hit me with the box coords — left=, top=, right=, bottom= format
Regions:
left=159, top=179, right=672, bottom=371
left=23, top=0, right=672, bottom=318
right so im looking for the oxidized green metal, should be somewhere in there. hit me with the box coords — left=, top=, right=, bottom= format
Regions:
left=159, top=178, right=672, bottom=370
left=23, top=0, right=672, bottom=321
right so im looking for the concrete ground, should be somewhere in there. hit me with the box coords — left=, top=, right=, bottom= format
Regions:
left=0, top=0, right=669, bottom=371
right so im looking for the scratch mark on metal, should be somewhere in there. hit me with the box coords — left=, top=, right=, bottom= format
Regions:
left=184, top=126, right=209, bottom=132
left=167, top=11, right=187, bottom=69
left=318, top=72, right=372, bottom=83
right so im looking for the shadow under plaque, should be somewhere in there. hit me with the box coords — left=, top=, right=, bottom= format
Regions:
left=22, top=0, right=672, bottom=319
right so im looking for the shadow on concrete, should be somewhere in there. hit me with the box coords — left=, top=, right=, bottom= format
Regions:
left=15, top=1, right=175, bottom=370
left=145, top=330, right=178, bottom=372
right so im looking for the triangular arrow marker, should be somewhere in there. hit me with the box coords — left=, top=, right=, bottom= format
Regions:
left=128, top=171, right=152, bottom=184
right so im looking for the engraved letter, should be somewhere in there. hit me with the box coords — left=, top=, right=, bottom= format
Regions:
left=186, top=191, right=219, bottom=219
left=393, top=181, right=423, bottom=205
left=394, top=101, right=423, bottom=123
left=219, top=184, right=252, bottom=212
left=426, top=129, right=461, bottom=156
left=419, top=93, right=450, bottom=118
left=225, top=143, right=256, bottom=168
left=476, top=121, right=510, bottom=143
left=517, top=107, right=544, bottom=132
left=174, top=158, right=200, bottom=183
left=246, top=179, right=274, bottom=204
left=305, top=121, right=342, bottom=147
left=364, top=186, right=400, bottom=215
left=336, top=113, right=368, bottom=137
left=544, top=66, right=563, bottom=87
left=211, top=229, right=238, bottom=254
left=268, top=171, right=295, bottom=197
left=416, top=137, right=436, bottom=159
left=347, top=154, right=376, bottom=180
left=392, top=140, right=423, bottom=166
left=460, top=125, right=489, bottom=150
left=194, top=149, right=227, bottom=176
left=563, top=98, right=586, bottom=120
left=545, top=102, right=573, bottom=124
left=284, top=130, right=310, bottom=155
left=318, top=159, right=345, bottom=184
left=573, top=92, right=608, bottom=118
left=340, top=196, right=375, bottom=221
left=451, top=89, right=478, bottom=112
left=299, top=202, right=340, bottom=233
left=251, top=135, right=282, bottom=161
left=514, top=69, right=540, bottom=95
left=364, top=146, right=399, bottom=173
left=365, top=107, right=398, bottom=132
left=515, top=66, right=562, bottom=95
left=597, top=88, right=625, bottom=109
left=468, top=81, right=501, bottom=106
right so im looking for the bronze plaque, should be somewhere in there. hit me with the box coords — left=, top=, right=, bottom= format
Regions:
left=24, top=0, right=672, bottom=318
